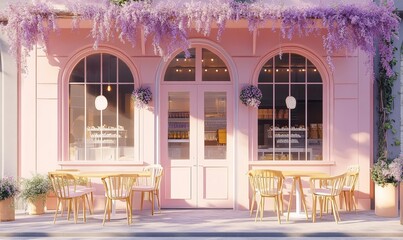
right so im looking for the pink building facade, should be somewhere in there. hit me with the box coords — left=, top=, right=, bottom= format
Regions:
left=2, top=0, right=383, bottom=211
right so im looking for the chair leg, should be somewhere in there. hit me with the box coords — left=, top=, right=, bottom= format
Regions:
left=250, top=192, right=256, bottom=217
left=54, top=199, right=61, bottom=224
left=312, top=195, right=317, bottom=223
left=274, top=196, right=281, bottom=224
left=82, top=196, right=86, bottom=223
left=297, top=177, right=309, bottom=220
left=103, top=198, right=109, bottom=226
left=156, top=191, right=161, bottom=213
left=351, top=192, right=357, bottom=212
left=151, top=191, right=155, bottom=216
left=67, top=199, right=72, bottom=221
left=140, top=192, right=144, bottom=211
left=255, top=196, right=262, bottom=222
left=331, top=197, right=340, bottom=223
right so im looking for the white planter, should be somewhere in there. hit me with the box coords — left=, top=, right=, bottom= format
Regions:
left=375, top=183, right=398, bottom=217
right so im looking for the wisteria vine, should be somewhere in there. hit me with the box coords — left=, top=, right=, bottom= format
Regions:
left=0, top=0, right=400, bottom=77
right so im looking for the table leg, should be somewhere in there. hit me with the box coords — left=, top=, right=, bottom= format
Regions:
left=296, top=177, right=309, bottom=219
left=286, top=177, right=296, bottom=221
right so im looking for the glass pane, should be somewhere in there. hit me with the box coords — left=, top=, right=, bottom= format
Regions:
left=102, top=54, right=117, bottom=83
left=70, top=59, right=84, bottom=83
left=258, top=85, right=274, bottom=160
left=274, top=53, right=289, bottom=83
left=86, top=54, right=101, bottom=83
left=69, top=85, right=85, bottom=160
left=258, top=58, right=273, bottom=83
left=291, top=54, right=306, bottom=83
left=307, top=84, right=323, bottom=160
left=86, top=84, right=101, bottom=160
left=165, top=49, right=196, bottom=81
left=274, top=84, right=288, bottom=124
left=204, top=92, right=227, bottom=159
left=168, top=92, right=190, bottom=159
left=290, top=85, right=306, bottom=128
left=202, top=49, right=230, bottom=81
left=118, top=59, right=134, bottom=83
left=118, top=84, right=135, bottom=161
left=307, top=60, right=322, bottom=83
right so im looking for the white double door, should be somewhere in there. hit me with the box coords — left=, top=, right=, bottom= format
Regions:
left=160, top=85, right=233, bottom=208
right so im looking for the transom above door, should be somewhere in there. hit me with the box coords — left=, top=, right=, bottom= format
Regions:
left=164, top=47, right=231, bottom=83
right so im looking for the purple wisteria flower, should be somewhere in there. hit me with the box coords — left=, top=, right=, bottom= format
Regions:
left=132, top=86, right=152, bottom=108
left=240, top=85, right=262, bottom=108
left=0, top=176, right=20, bottom=201
left=0, top=0, right=399, bottom=78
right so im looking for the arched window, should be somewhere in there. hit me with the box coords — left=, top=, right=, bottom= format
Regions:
left=257, top=53, right=323, bottom=161
left=68, top=53, right=135, bottom=161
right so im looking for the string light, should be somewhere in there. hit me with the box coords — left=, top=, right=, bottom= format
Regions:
left=215, top=69, right=219, bottom=72
left=188, top=69, right=192, bottom=72
left=176, top=58, right=179, bottom=62
left=264, top=69, right=267, bottom=72
left=204, top=69, right=208, bottom=72
left=107, top=85, right=112, bottom=92
left=210, top=58, right=214, bottom=62
left=276, top=69, right=279, bottom=72
left=176, top=69, right=179, bottom=72
left=314, top=69, right=317, bottom=72
left=224, top=69, right=227, bottom=72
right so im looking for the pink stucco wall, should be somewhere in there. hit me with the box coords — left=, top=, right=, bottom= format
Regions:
left=19, top=14, right=373, bottom=211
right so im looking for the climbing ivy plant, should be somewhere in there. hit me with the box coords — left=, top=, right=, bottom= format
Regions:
left=377, top=37, right=399, bottom=162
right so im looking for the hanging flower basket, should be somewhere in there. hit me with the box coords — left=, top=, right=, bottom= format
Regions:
left=132, top=86, right=152, bottom=108
left=239, top=85, right=262, bottom=108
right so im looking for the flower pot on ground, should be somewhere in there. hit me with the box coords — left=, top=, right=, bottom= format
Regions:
left=374, top=183, right=398, bottom=217
left=0, top=197, right=15, bottom=221
left=20, top=174, right=52, bottom=215
left=0, top=176, right=19, bottom=221
left=371, top=156, right=403, bottom=218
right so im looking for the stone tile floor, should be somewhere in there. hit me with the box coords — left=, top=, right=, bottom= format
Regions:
left=0, top=209, right=402, bottom=239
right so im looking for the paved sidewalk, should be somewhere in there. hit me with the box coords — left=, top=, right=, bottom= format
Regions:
left=0, top=209, right=402, bottom=239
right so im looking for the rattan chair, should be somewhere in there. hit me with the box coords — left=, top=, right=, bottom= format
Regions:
left=132, top=164, right=163, bottom=215
left=309, top=173, right=346, bottom=223
left=249, top=169, right=284, bottom=223
left=48, top=172, right=93, bottom=224
left=102, top=174, right=138, bottom=225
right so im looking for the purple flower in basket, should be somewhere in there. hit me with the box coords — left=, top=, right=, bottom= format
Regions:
left=239, top=85, right=262, bottom=108
left=132, top=86, right=152, bottom=108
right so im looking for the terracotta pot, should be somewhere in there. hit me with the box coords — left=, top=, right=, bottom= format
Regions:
left=46, top=192, right=58, bottom=211
left=0, top=197, right=15, bottom=221
left=375, top=183, right=398, bottom=217
left=28, top=197, right=46, bottom=215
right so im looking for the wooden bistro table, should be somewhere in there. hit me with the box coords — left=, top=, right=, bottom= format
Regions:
left=281, top=170, right=329, bottom=221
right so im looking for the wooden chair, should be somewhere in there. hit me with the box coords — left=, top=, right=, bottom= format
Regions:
left=249, top=169, right=284, bottom=223
left=132, top=164, right=163, bottom=215
left=309, top=173, right=346, bottom=223
left=48, top=172, right=93, bottom=224
left=341, top=165, right=360, bottom=212
left=102, top=174, right=138, bottom=225
left=55, top=169, right=94, bottom=214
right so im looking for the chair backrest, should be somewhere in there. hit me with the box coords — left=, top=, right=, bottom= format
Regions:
left=48, top=172, right=77, bottom=199
left=248, top=169, right=284, bottom=196
left=102, top=174, right=138, bottom=200
left=310, top=173, right=346, bottom=196
left=55, top=169, right=90, bottom=187
left=346, top=165, right=360, bottom=174
left=138, top=164, right=163, bottom=189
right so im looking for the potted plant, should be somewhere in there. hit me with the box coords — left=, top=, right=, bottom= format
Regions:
left=20, top=174, right=52, bottom=215
left=371, top=155, right=403, bottom=217
left=132, top=86, right=152, bottom=108
left=239, top=85, right=262, bottom=108
left=0, top=176, right=20, bottom=221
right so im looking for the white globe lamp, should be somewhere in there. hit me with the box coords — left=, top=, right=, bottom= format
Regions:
left=285, top=96, right=296, bottom=109
left=95, top=95, right=108, bottom=111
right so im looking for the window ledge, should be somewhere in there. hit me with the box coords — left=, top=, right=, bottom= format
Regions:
left=249, top=161, right=335, bottom=167
left=58, top=161, right=144, bottom=167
